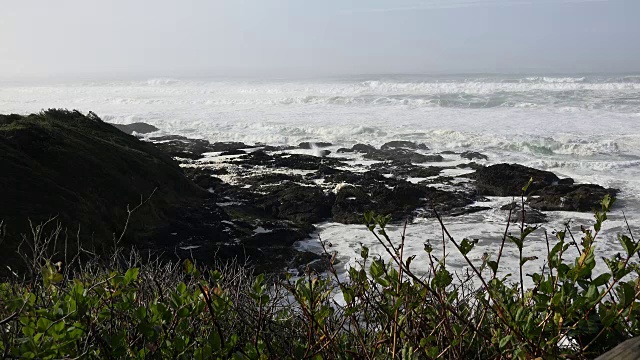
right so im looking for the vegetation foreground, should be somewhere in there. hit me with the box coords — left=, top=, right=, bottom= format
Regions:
left=1, top=193, right=640, bottom=359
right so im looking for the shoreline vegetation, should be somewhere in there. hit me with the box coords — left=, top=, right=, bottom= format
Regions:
left=1, top=194, right=639, bottom=358
left=1, top=109, right=638, bottom=358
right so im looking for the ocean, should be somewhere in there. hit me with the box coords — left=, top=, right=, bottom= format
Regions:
left=2, top=74, right=640, bottom=285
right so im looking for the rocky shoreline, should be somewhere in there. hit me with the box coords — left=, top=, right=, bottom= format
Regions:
left=135, top=123, right=618, bottom=274
left=0, top=112, right=619, bottom=275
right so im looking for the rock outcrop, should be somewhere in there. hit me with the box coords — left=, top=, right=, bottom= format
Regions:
left=529, top=184, right=618, bottom=212
left=109, top=122, right=159, bottom=135
left=0, top=110, right=210, bottom=271
left=473, top=163, right=568, bottom=196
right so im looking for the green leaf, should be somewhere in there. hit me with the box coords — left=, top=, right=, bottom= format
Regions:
left=426, top=346, right=439, bottom=359
left=252, top=273, right=265, bottom=295
left=487, top=260, right=498, bottom=274
left=209, top=270, right=223, bottom=284
left=360, top=246, right=369, bottom=260
left=432, top=268, right=452, bottom=289
left=585, top=284, right=599, bottom=302
left=601, top=194, right=614, bottom=212
left=41, top=261, right=63, bottom=287
left=375, top=214, right=391, bottom=229
left=37, top=317, right=51, bottom=332
left=406, top=255, right=416, bottom=270
left=364, top=211, right=374, bottom=224
left=592, top=273, right=611, bottom=287
left=124, top=268, right=139, bottom=285
left=51, top=272, right=63, bottom=284
left=33, top=332, right=43, bottom=343
left=374, top=276, right=390, bottom=287
left=459, top=238, right=478, bottom=256
left=507, top=235, right=523, bottom=251
left=601, top=310, right=616, bottom=327
left=618, top=234, right=636, bottom=257
left=176, top=282, right=187, bottom=295
left=370, top=259, right=385, bottom=278
left=499, top=334, right=512, bottom=349
left=341, top=286, right=354, bottom=303
left=22, top=325, right=35, bottom=337
left=619, top=282, right=636, bottom=307
left=522, top=177, right=533, bottom=193
left=177, top=306, right=190, bottom=317
left=522, top=225, right=538, bottom=238
left=183, top=259, right=198, bottom=276
left=553, top=313, right=563, bottom=326
left=549, top=241, right=565, bottom=268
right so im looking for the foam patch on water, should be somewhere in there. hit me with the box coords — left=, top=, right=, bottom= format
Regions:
left=296, top=210, right=633, bottom=289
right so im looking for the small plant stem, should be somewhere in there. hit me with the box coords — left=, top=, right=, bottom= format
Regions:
left=494, top=203, right=513, bottom=279
left=519, top=193, right=526, bottom=303
left=441, top=222, right=446, bottom=268
left=544, top=230, right=553, bottom=279
left=391, top=220, right=407, bottom=358
left=622, top=210, right=640, bottom=261
left=197, top=283, right=226, bottom=350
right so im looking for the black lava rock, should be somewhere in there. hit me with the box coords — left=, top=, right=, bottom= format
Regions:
left=460, top=151, right=488, bottom=160
left=380, top=141, right=429, bottom=151
left=528, top=184, right=618, bottom=212
left=473, top=163, right=564, bottom=196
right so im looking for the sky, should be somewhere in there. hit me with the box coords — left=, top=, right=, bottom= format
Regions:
left=0, top=0, right=638, bottom=79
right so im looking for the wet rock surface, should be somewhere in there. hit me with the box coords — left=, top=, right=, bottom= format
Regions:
left=234, top=150, right=347, bottom=170
left=380, top=141, right=429, bottom=151
left=528, top=184, right=618, bottom=212
left=501, top=202, right=548, bottom=223
left=150, top=137, right=253, bottom=160
left=299, top=141, right=332, bottom=149
left=147, top=133, right=620, bottom=274
left=109, top=122, right=159, bottom=135
left=460, top=151, right=488, bottom=160
left=369, top=161, right=444, bottom=179
left=473, top=163, right=567, bottom=196
left=338, top=143, right=443, bottom=163
left=150, top=135, right=217, bottom=160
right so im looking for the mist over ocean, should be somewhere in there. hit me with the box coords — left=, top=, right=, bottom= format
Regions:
left=3, top=73, right=640, bottom=281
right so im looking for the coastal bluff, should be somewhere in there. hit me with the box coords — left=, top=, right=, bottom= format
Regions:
left=0, top=110, right=207, bottom=270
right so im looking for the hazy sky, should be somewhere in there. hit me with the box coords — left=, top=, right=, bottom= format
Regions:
left=1, top=0, right=638, bottom=79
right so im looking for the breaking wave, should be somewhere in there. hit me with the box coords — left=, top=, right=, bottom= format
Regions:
left=145, top=78, right=180, bottom=86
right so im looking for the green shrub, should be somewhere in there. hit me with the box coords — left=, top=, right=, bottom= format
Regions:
left=1, top=193, right=639, bottom=359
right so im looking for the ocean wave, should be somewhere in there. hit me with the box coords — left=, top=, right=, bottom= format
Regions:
left=146, top=78, right=180, bottom=86
left=357, top=80, right=640, bottom=94
left=16, top=76, right=638, bottom=112
left=521, top=76, right=586, bottom=83
left=216, top=79, right=640, bottom=96
left=526, top=159, right=640, bottom=172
